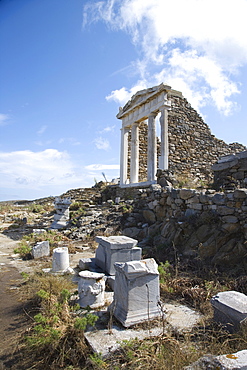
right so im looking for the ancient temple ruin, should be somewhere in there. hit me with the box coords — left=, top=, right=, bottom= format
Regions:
left=117, top=83, right=246, bottom=188
left=117, top=83, right=171, bottom=186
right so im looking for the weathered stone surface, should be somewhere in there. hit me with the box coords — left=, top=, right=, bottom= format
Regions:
left=95, top=236, right=137, bottom=250
left=221, top=223, right=240, bottom=233
left=212, top=158, right=238, bottom=171
left=185, top=350, right=247, bottom=370
left=32, top=241, right=50, bottom=259
left=211, top=291, right=247, bottom=332
left=142, top=209, right=156, bottom=224
left=52, top=247, right=70, bottom=273
left=78, top=270, right=105, bottom=308
left=222, top=215, right=238, bottom=223
left=234, top=189, right=247, bottom=199
left=213, top=152, right=247, bottom=190
left=212, top=193, right=225, bottom=205
left=122, top=227, right=142, bottom=239
left=112, top=258, right=161, bottom=327
left=179, top=189, right=195, bottom=200
left=236, top=150, right=247, bottom=159
left=95, top=236, right=141, bottom=276
left=217, top=206, right=235, bottom=215
left=85, top=301, right=201, bottom=358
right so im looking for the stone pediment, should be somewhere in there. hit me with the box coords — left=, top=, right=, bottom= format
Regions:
left=117, top=83, right=171, bottom=119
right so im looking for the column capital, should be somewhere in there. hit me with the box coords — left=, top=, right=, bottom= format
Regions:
left=148, top=111, right=158, bottom=118
left=159, top=99, right=172, bottom=111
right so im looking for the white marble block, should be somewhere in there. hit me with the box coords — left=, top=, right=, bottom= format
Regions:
left=211, top=290, right=247, bottom=332
left=52, top=247, right=70, bottom=273
left=95, top=236, right=141, bottom=275
left=32, top=241, right=50, bottom=259
left=112, top=258, right=161, bottom=327
left=78, top=270, right=105, bottom=308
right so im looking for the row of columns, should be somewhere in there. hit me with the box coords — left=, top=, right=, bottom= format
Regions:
left=120, top=106, right=169, bottom=186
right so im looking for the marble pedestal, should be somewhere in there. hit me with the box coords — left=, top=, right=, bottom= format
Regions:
left=112, top=258, right=161, bottom=327
left=95, top=236, right=141, bottom=275
left=78, top=271, right=105, bottom=308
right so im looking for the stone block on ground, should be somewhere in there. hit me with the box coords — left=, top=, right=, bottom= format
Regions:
left=112, top=258, right=161, bottom=327
left=185, top=349, right=247, bottom=369
left=84, top=300, right=201, bottom=358
left=95, top=236, right=141, bottom=275
left=31, top=241, right=50, bottom=259
left=211, top=290, right=247, bottom=332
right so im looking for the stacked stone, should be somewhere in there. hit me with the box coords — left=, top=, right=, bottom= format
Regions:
left=127, top=122, right=161, bottom=182
left=126, top=90, right=246, bottom=186
left=167, top=93, right=246, bottom=184
left=212, top=151, right=247, bottom=190
left=115, top=184, right=247, bottom=268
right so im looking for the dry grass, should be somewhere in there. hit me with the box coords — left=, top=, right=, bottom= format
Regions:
left=11, top=273, right=94, bottom=370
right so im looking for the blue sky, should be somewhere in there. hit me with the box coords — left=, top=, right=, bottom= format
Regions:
left=0, top=0, right=247, bottom=201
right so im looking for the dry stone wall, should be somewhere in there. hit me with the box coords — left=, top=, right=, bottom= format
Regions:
left=128, top=92, right=246, bottom=185
left=109, top=184, right=247, bottom=269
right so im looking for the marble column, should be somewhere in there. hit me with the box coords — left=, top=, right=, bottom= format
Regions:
left=147, top=112, right=157, bottom=181
left=120, top=126, right=129, bottom=185
left=130, top=123, right=139, bottom=183
left=159, top=107, right=169, bottom=170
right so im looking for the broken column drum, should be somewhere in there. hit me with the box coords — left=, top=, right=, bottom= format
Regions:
left=52, top=247, right=70, bottom=273
left=78, top=271, right=105, bottom=308
left=112, top=258, right=161, bottom=327
left=95, top=235, right=142, bottom=276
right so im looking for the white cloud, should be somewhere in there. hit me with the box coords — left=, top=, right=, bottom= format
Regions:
left=85, top=164, right=120, bottom=170
left=0, top=113, right=10, bottom=126
left=106, top=80, right=148, bottom=105
left=84, top=0, right=247, bottom=115
left=0, top=149, right=82, bottom=189
left=101, top=125, right=115, bottom=133
left=58, top=137, right=81, bottom=146
left=94, top=137, right=110, bottom=150
left=37, top=125, right=47, bottom=135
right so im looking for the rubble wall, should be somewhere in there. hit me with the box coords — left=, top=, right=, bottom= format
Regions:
left=112, top=185, right=247, bottom=269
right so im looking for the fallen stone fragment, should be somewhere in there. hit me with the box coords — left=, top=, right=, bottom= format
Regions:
left=211, top=291, right=247, bottom=332
left=185, top=349, right=247, bottom=369
left=31, top=241, right=50, bottom=259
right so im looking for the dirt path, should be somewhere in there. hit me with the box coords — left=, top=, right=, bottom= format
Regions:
left=0, top=231, right=31, bottom=369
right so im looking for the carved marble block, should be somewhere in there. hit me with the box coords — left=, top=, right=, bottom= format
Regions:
left=78, top=271, right=105, bottom=308
left=211, top=291, right=247, bottom=332
left=95, top=236, right=141, bottom=275
left=112, top=258, right=161, bottom=327
left=32, top=241, right=50, bottom=259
